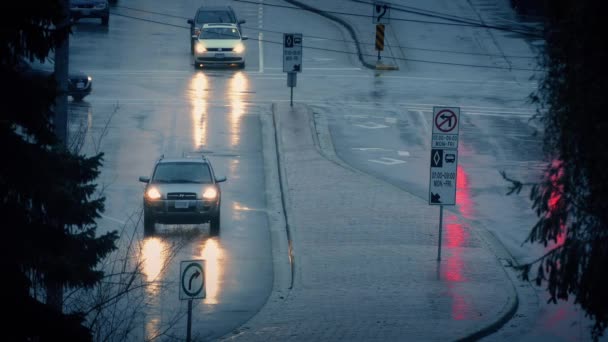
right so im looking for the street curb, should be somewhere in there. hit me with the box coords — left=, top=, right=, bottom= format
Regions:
left=283, top=0, right=377, bottom=70
left=217, top=109, right=294, bottom=341
left=307, top=106, right=521, bottom=342
left=270, top=104, right=295, bottom=290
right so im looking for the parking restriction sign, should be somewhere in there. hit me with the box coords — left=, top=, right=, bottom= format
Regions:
left=429, top=107, right=460, bottom=206
left=283, top=33, right=303, bottom=73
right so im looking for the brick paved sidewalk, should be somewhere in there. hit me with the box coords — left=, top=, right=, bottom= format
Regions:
left=219, top=103, right=515, bottom=342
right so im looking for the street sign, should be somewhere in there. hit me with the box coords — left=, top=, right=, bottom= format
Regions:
left=429, top=148, right=458, bottom=205
left=429, top=107, right=460, bottom=206
left=283, top=33, right=303, bottom=73
left=373, top=1, right=391, bottom=24
left=179, top=260, right=205, bottom=300
left=431, top=107, right=460, bottom=148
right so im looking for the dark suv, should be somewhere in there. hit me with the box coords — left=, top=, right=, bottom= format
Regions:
left=70, top=0, right=110, bottom=26
left=187, top=5, right=246, bottom=54
left=139, top=155, right=227, bottom=236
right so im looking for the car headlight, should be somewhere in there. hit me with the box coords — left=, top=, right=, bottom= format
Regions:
left=195, top=43, right=206, bottom=54
left=146, top=187, right=162, bottom=200
left=233, top=43, right=245, bottom=54
left=202, top=187, right=218, bottom=200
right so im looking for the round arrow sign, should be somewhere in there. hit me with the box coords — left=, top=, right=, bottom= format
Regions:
left=181, top=262, right=204, bottom=298
left=434, top=109, right=458, bottom=133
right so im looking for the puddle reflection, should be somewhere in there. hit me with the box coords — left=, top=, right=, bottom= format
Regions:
left=190, top=73, right=209, bottom=149
left=141, top=237, right=169, bottom=340
left=228, top=71, right=248, bottom=147
left=200, top=238, right=224, bottom=304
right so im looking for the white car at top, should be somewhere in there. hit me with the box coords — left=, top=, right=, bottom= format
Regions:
left=194, top=23, right=248, bottom=69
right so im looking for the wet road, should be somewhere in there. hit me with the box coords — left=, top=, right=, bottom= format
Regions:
left=65, top=0, right=593, bottom=340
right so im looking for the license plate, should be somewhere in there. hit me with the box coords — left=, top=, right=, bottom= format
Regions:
left=215, top=53, right=225, bottom=59
left=174, top=201, right=189, bottom=209
left=76, top=82, right=85, bottom=89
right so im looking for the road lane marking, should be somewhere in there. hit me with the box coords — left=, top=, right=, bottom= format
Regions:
left=258, top=1, right=264, bottom=73
left=398, top=151, right=411, bottom=157
left=352, top=147, right=391, bottom=151
left=368, top=157, right=406, bottom=165
left=258, top=32, right=264, bottom=73
left=385, top=117, right=397, bottom=124
left=355, top=122, right=389, bottom=129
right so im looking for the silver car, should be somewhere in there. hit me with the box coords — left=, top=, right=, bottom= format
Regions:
left=139, top=155, right=226, bottom=236
left=194, top=23, right=248, bottom=69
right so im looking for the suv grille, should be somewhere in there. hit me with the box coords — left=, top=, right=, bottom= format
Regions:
left=167, top=193, right=197, bottom=200
left=206, top=48, right=234, bottom=52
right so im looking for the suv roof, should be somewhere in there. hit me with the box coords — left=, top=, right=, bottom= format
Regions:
left=196, top=5, right=234, bottom=11
left=155, top=154, right=210, bottom=164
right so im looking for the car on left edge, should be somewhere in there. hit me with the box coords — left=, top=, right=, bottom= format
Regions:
left=18, top=57, right=93, bottom=102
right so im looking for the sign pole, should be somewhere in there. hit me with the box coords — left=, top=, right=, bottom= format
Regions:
left=179, top=260, right=205, bottom=342
left=437, top=205, right=443, bottom=261
left=186, top=299, right=193, bottom=342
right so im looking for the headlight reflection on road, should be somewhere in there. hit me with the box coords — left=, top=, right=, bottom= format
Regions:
left=190, top=72, right=209, bottom=149
left=229, top=71, right=248, bottom=147
left=141, top=237, right=168, bottom=340
left=200, top=238, right=224, bottom=304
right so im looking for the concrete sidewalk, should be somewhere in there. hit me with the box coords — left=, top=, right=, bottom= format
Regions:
left=219, top=103, right=517, bottom=341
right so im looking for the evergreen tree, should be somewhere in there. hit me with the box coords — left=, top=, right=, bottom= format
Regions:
left=0, top=2, right=118, bottom=340
left=507, top=0, right=608, bottom=339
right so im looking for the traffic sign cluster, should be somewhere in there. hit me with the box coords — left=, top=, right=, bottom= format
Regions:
left=428, top=107, right=460, bottom=206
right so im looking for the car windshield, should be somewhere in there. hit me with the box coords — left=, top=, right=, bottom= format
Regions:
left=196, top=11, right=233, bottom=24
left=152, top=162, right=212, bottom=183
left=199, top=27, right=240, bottom=40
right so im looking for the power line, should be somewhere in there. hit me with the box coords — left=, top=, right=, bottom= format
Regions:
left=109, top=11, right=541, bottom=72
left=232, top=0, right=542, bottom=38
left=113, top=4, right=537, bottom=60
left=348, top=0, right=541, bottom=34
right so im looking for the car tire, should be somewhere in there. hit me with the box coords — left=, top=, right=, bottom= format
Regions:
left=72, top=95, right=84, bottom=102
left=101, top=15, right=109, bottom=26
left=238, top=62, right=245, bottom=69
left=209, top=214, right=220, bottom=236
left=144, top=211, right=155, bottom=236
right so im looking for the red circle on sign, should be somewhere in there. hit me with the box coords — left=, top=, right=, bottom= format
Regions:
left=434, top=109, right=458, bottom=133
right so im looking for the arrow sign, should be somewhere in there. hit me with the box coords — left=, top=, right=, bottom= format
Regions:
left=180, top=260, right=206, bottom=300
left=189, top=270, right=200, bottom=291
left=434, top=109, right=458, bottom=133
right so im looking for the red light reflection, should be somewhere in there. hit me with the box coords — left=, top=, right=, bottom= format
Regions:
left=456, top=165, right=474, bottom=219
left=442, top=163, right=474, bottom=320
left=546, top=159, right=566, bottom=248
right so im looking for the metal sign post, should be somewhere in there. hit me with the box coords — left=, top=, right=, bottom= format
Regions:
left=287, top=72, right=297, bottom=106
left=428, top=107, right=460, bottom=261
left=283, top=33, right=302, bottom=107
left=180, top=260, right=206, bottom=342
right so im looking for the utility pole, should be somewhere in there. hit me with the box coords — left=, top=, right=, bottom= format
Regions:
left=47, top=0, right=70, bottom=312
left=54, top=0, right=70, bottom=145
